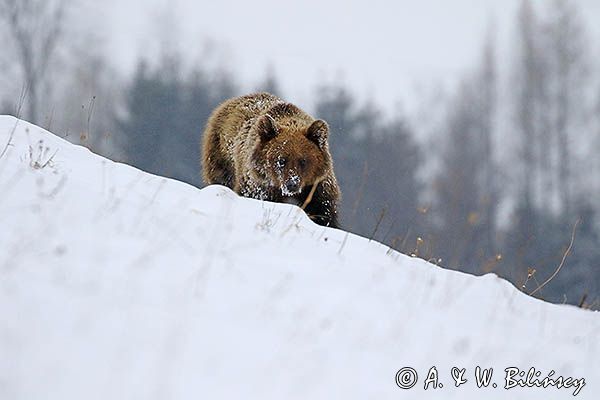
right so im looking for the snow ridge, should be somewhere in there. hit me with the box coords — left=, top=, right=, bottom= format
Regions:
left=0, top=116, right=598, bottom=399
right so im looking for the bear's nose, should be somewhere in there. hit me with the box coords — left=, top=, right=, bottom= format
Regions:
left=285, top=180, right=300, bottom=193
left=285, top=181, right=300, bottom=193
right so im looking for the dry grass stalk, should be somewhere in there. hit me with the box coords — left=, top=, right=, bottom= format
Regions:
left=529, top=218, right=581, bottom=297
left=301, top=177, right=323, bottom=210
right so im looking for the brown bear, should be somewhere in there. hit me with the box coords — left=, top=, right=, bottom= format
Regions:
left=201, top=92, right=340, bottom=228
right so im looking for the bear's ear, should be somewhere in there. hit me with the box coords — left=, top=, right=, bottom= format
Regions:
left=256, top=114, right=279, bottom=142
left=306, top=119, right=329, bottom=149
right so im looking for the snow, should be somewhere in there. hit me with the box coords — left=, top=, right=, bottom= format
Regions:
left=0, top=115, right=598, bottom=399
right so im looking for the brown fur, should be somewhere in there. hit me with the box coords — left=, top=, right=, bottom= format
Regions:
left=201, top=92, right=340, bottom=228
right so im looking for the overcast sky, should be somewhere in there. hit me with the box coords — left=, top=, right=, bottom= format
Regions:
left=94, top=0, right=600, bottom=114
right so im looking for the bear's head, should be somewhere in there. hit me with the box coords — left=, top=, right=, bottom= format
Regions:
left=252, top=114, right=331, bottom=197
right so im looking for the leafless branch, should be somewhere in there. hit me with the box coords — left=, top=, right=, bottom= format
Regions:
left=301, top=177, right=323, bottom=210
left=529, top=218, right=580, bottom=297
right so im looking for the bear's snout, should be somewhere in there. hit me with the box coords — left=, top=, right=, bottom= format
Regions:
left=282, top=174, right=301, bottom=195
left=285, top=179, right=300, bottom=193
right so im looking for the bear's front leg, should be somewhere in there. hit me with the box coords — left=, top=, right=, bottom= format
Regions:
left=303, top=182, right=340, bottom=229
left=237, top=177, right=270, bottom=201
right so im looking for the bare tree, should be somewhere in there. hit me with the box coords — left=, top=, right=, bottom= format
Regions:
left=257, top=65, right=282, bottom=97
left=430, top=25, right=500, bottom=271
left=596, top=91, right=600, bottom=198
left=533, top=19, right=554, bottom=213
left=0, top=0, right=67, bottom=124
left=478, top=27, right=498, bottom=254
left=56, top=32, right=121, bottom=156
left=433, top=77, right=485, bottom=269
left=513, top=0, right=540, bottom=214
left=545, top=0, right=588, bottom=216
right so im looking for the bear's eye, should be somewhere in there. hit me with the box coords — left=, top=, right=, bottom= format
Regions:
left=299, top=158, right=307, bottom=170
left=276, top=158, right=287, bottom=169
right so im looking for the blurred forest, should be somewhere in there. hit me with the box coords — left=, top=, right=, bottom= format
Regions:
left=0, top=0, right=598, bottom=307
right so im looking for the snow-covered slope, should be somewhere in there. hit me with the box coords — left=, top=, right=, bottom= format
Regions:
left=0, top=115, right=598, bottom=399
